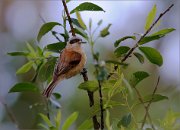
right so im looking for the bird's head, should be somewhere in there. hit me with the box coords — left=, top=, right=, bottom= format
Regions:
left=69, top=36, right=82, bottom=44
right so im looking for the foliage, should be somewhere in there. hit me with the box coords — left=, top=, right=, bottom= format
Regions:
left=7, top=2, right=177, bottom=130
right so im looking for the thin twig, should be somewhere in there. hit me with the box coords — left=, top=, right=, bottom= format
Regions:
left=121, top=4, right=174, bottom=62
left=108, top=4, right=174, bottom=79
left=133, top=87, right=155, bottom=130
left=81, top=68, right=100, bottom=130
left=62, top=0, right=76, bottom=36
left=141, top=76, right=160, bottom=129
left=0, top=96, right=19, bottom=129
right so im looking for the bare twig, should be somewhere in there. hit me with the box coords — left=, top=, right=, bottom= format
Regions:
left=133, top=86, right=155, bottom=130
left=108, top=4, right=174, bottom=79
left=0, top=96, right=19, bottom=129
left=62, top=0, right=75, bottom=36
left=121, top=4, right=174, bottom=62
left=141, top=76, right=160, bottom=129
left=81, top=68, right=100, bottom=130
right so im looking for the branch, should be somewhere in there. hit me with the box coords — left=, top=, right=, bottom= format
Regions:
left=0, top=96, right=19, bottom=129
left=62, top=0, right=76, bottom=36
left=98, top=80, right=104, bottom=130
left=121, top=4, right=174, bottom=62
left=61, top=1, right=100, bottom=129
left=81, top=68, right=100, bottom=130
left=108, top=4, right=174, bottom=79
left=141, top=76, right=160, bottom=129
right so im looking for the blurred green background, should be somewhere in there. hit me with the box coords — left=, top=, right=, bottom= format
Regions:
left=0, top=0, right=179, bottom=130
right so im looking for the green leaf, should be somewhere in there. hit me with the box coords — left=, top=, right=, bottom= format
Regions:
left=74, top=27, right=88, bottom=39
left=38, top=123, right=49, bottom=130
left=76, top=12, right=87, bottom=30
left=89, top=18, right=92, bottom=30
left=16, top=61, right=34, bottom=74
left=132, top=71, right=150, bottom=86
left=66, top=0, right=71, bottom=3
left=140, top=94, right=168, bottom=104
left=39, top=113, right=53, bottom=127
left=78, top=80, right=98, bottom=92
left=117, top=113, right=131, bottom=128
left=62, top=112, right=79, bottom=130
left=71, top=18, right=83, bottom=29
left=114, top=36, right=136, bottom=47
left=9, top=82, right=39, bottom=93
left=100, top=24, right=112, bottom=37
left=105, top=110, right=111, bottom=130
left=70, top=2, right=105, bottom=14
left=98, top=19, right=103, bottom=26
left=151, top=28, right=175, bottom=36
left=77, top=119, right=93, bottom=130
left=114, top=46, right=130, bottom=57
left=55, top=110, right=61, bottom=129
left=7, top=52, right=29, bottom=56
left=145, top=4, right=157, bottom=30
left=37, top=22, right=61, bottom=42
left=39, top=57, right=57, bottom=81
left=133, top=52, right=144, bottom=64
left=139, top=28, right=175, bottom=45
left=45, top=42, right=66, bottom=53
left=139, top=47, right=163, bottom=66
left=53, top=93, right=61, bottom=100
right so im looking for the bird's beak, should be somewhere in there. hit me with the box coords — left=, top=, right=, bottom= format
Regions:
left=80, top=41, right=87, bottom=44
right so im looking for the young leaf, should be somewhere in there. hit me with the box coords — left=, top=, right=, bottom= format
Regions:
left=114, top=36, right=136, bottom=47
left=151, top=28, right=175, bottom=36
left=100, top=24, right=112, bottom=37
left=39, top=113, right=53, bottom=127
left=7, top=52, right=29, bottom=56
left=117, top=113, right=131, bottom=128
left=139, top=28, right=175, bottom=45
left=37, top=22, right=61, bottom=42
left=105, top=109, right=111, bottom=130
left=133, top=52, right=144, bottom=64
left=55, top=110, right=61, bottom=129
left=132, top=71, right=150, bottom=86
left=139, top=94, right=168, bottom=104
left=139, top=47, right=163, bottom=66
left=89, top=18, right=92, bottom=30
left=78, top=80, right=98, bottom=92
left=16, top=61, right=34, bottom=74
left=114, top=46, right=130, bottom=57
left=76, top=12, right=87, bottom=30
left=98, top=19, right=103, bottom=26
left=77, top=119, right=93, bottom=130
left=145, top=4, right=157, bottom=30
left=70, top=2, right=105, bottom=14
left=9, top=82, right=39, bottom=93
left=62, top=112, right=79, bottom=130
left=45, top=42, right=66, bottom=53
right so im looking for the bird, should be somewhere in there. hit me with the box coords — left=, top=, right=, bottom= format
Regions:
left=42, top=36, right=86, bottom=98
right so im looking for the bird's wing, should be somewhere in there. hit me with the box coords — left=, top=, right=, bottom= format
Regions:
left=53, top=49, right=82, bottom=79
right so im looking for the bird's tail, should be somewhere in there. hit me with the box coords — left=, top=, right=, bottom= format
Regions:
left=42, top=78, right=62, bottom=98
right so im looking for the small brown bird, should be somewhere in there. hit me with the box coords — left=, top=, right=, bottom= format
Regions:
left=43, top=36, right=86, bottom=98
